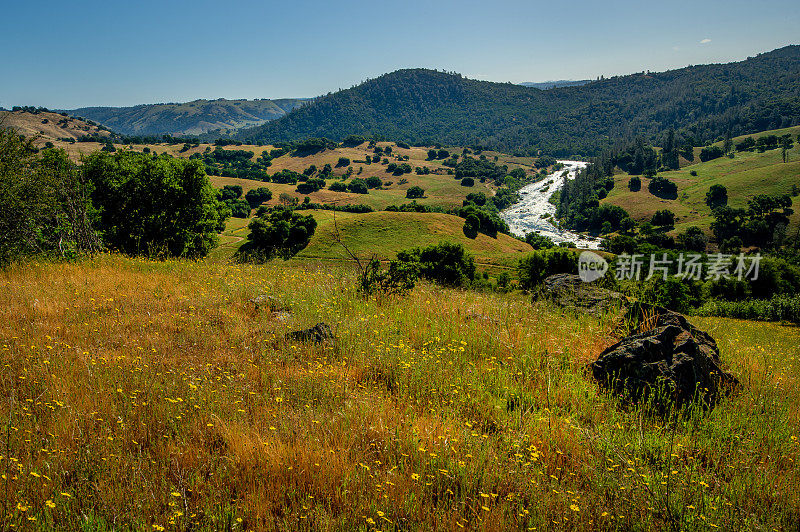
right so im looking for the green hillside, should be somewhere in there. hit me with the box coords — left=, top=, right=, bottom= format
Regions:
left=603, top=126, right=800, bottom=236
left=238, top=46, right=800, bottom=156
left=69, top=98, right=306, bottom=136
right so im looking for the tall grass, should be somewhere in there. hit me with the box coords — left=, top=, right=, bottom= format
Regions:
left=0, top=255, right=798, bottom=530
left=695, top=295, right=800, bottom=323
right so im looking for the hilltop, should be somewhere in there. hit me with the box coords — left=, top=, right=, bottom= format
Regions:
left=68, top=98, right=306, bottom=136
left=0, top=108, right=111, bottom=142
left=237, top=46, right=800, bottom=156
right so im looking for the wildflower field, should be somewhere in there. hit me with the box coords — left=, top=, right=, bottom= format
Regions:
left=0, top=255, right=798, bottom=530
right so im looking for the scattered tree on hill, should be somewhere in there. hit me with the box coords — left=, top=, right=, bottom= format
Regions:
left=705, top=184, right=728, bottom=210
left=648, top=175, right=678, bottom=199
left=628, top=176, right=641, bottom=191
left=245, top=187, right=273, bottom=208
left=676, top=226, right=708, bottom=252
left=406, top=186, right=425, bottom=199
left=396, top=242, right=475, bottom=287
left=651, top=209, right=676, bottom=228
left=239, top=206, right=317, bottom=261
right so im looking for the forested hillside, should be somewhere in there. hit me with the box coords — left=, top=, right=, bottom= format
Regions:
left=70, top=98, right=306, bottom=136
left=238, top=46, right=800, bottom=156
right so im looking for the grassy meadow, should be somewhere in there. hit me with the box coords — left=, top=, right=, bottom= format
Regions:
left=1, top=255, right=799, bottom=530
left=604, top=127, right=800, bottom=236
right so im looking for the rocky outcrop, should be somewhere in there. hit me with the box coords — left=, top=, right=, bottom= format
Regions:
left=541, top=274, right=627, bottom=315
left=286, top=323, right=334, bottom=343
left=589, top=310, right=739, bottom=409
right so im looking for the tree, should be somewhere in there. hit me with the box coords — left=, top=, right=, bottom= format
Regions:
left=525, top=232, right=555, bottom=250
left=240, top=206, right=317, bottom=260
left=651, top=209, right=675, bottom=227
left=463, top=214, right=480, bottom=238
left=1, top=132, right=99, bottom=266
left=705, top=184, right=728, bottom=210
left=220, top=184, right=243, bottom=201
left=699, top=145, right=724, bottom=162
left=245, top=187, right=272, bottom=208
left=347, top=179, right=368, bottom=194
left=396, top=242, right=475, bottom=287
left=84, top=151, right=226, bottom=258
left=628, top=176, right=641, bottom=191
left=406, top=186, right=425, bottom=199
left=278, top=192, right=298, bottom=206
left=460, top=177, right=474, bottom=187
left=676, top=226, right=708, bottom=252
left=648, top=176, right=678, bottom=199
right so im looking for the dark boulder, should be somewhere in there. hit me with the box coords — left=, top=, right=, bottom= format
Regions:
left=286, top=322, right=334, bottom=343
left=589, top=309, right=739, bottom=409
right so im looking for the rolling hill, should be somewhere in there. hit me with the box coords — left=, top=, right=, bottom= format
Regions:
left=237, top=46, right=800, bottom=156
left=602, top=126, right=800, bottom=238
left=69, top=98, right=306, bottom=136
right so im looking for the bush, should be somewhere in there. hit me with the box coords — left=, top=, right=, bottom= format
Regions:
left=517, top=248, right=578, bottom=290
left=396, top=242, right=475, bottom=287
left=245, top=187, right=273, bottom=208
left=406, top=186, right=425, bottom=199
left=460, top=177, right=474, bottom=187
left=357, top=257, right=418, bottom=297
left=695, top=295, right=800, bottom=323
left=229, top=199, right=251, bottom=218
left=525, top=232, right=555, bottom=250
left=329, top=181, right=347, bottom=192
left=347, top=179, right=368, bottom=194
left=651, top=209, right=675, bottom=227
left=84, top=151, right=226, bottom=258
left=365, top=176, right=382, bottom=189
left=699, top=145, right=724, bottom=162
left=240, top=206, right=317, bottom=261
left=336, top=157, right=350, bottom=168
left=705, top=184, right=728, bottom=209
left=220, top=185, right=243, bottom=201
left=296, top=178, right=325, bottom=194
left=648, top=176, right=678, bottom=199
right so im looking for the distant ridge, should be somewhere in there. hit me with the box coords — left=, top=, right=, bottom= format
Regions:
left=68, top=98, right=306, bottom=137
left=237, top=45, right=800, bottom=156
left=520, top=80, right=591, bottom=89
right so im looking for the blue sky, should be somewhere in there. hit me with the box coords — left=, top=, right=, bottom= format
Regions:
left=1, top=0, right=798, bottom=109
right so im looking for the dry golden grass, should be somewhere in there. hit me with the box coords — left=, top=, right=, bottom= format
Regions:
left=1, top=255, right=798, bottom=530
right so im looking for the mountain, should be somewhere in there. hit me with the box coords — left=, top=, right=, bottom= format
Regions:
left=237, top=46, right=800, bottom=156
left=520, top=80, right=591, bottom=89
left=68, top=98, right=306, bottom=137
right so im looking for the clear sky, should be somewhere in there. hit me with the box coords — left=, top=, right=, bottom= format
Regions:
left=2, top=0, right=798, bottom=109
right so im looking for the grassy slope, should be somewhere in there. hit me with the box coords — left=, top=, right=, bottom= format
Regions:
left=1, top=255, right=798, bottom=530
left=604, top=126, right=800, bottom=236
left=211, top=211, right=531, bottom=269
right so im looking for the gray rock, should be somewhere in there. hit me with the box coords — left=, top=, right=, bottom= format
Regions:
left=589, top=309, right=739, bottom=410
left=286, top=323, right=334, bottom=343
left=541, top=274, right=627, bottom=315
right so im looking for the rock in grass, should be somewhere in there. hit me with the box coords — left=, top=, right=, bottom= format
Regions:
left=286, top=323, right=334, bottom=343
left=542, top=274, right=626, bottom=315
left=589, top=310, right=739, bottom=410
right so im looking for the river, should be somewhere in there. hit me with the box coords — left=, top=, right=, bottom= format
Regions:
left=500, top=160, right=602, bottom=250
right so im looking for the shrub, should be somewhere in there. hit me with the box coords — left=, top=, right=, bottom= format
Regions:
left=648, top=176, right=678, bottom=199
left=651, top=209, right=675, bottom=227
left=240, top=206, right=317, bottom=261
left=517, top=248, right=578, bottom=290
left=357, top=258, right=418, bottom=297
left=406, top=186, right=424, bottom=199
left=699, top=145, right=724, bottom=162
left=396, top=242, right=475, bottom=287
left=245, top=187, right=273, bottom=208
left=347, top=179, right=369, bottom=194
left=229, top=199, right=251, bottom=218
left=525, top=232, right=555, bottom=250
left=705, top=184, right=728, bottom=209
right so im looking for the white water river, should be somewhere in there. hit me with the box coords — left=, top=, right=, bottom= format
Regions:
left=500, top=160, right=602, bottom=250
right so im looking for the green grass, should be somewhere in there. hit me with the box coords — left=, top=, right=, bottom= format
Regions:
left=210, top=210, right=532, bottom=270
left=1, top=255, right=798, bottom=530
left=605, top=131, right=800, bottom=236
